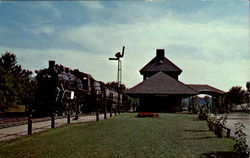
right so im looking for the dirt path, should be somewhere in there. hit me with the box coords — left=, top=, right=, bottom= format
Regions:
left=0, top=113, right=116, bottom=141
left=224, top=113, right=250, bottom=146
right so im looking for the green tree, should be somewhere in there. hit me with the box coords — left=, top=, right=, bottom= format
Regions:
left=226, top=86, right=246, bottom=106
left=189, top=96, right=199, bottom=114
left=246, top=81, right=250, bottom=103
left=246, top=81, right=250, bottom=92
left=204, top=96, right=211, bottom=110
left=0, top=52, right=36, bottom=111
left=0, top=67, right=18, bottom=110
left=105, top=81, right=126, bottom=92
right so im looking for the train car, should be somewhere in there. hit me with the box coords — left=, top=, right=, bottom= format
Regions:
left=102, top=85, right=122, bottom=113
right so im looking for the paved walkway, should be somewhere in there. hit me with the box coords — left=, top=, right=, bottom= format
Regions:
left=0, top=113, right=116, bottom=142
left=224, top=113, right=250, bottom=146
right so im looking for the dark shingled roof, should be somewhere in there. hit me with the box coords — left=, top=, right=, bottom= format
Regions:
left=139, top=55, right=182, bottom=75
left=187, top=84, right=226, bottom=95
left=126, top=72, right=198, bottom=95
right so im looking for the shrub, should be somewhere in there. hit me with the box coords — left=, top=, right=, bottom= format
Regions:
left=234, top=122, right=250, bottom=158
left=198, top=106, right=208, bottom=120
left=207, top=113, right=216, bottom=131
left=207, top=113, right=228, bottom=138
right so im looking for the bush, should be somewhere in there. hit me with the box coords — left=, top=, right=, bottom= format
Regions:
left=207, top=113, right=228, bottom=138
left=198, top=106, right=208, bottom=120
left=234, top=122, right=250, bottom=158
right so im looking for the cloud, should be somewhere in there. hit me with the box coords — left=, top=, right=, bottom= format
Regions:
left=15, top=2, right=61, bottom=28
left=79, top=1, right=105, bottom=10
left=177, top=58, right=249, bottom=92
left=23, top=25, right=56, bottom=36
left=0, top=46, right=118, bottom=83
left=60, top=9, right=248, bottom=91
left=0, top=1, right=248, bottom=91
left=0, top=26, right=6, bottom=33
left=63, top=16, right=248, bottom=60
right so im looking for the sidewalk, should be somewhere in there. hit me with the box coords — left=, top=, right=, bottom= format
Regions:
left=0, top=113, right=115, bottom=142
left=224, top=113, right=250, bottom=146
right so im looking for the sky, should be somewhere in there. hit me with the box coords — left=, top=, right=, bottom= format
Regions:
left=0, top=1, right=249, bottom=92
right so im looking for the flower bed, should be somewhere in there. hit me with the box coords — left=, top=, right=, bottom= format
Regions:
left=137, top=112, right=159, bottom=118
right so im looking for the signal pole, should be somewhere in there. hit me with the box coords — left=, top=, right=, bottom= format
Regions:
left=109, top=46, right=125, bottom=114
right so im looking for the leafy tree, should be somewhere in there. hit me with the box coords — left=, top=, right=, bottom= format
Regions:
left=105, top=81, right=126, bottom=92
left=189, top=96, right=199, bottom=114
left=0, top=52, right=36, bottom=111
left=204, top=96, right=211, bottom=109
left=246, top=81, right=250, bottom=104
left=226, top=86, right=246, bottom=106
left=0, top=67, right=18, bottom=110
left=246, top=81, right=250, bottom=92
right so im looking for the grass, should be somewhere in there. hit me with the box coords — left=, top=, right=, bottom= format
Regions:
left=0, top=113, right=234, bottom=158
left=4, top=105, right=26, bottom=113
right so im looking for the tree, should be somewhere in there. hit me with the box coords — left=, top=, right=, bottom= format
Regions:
left=246, top=81, right=250, bottom=92
left=0, top=52, right=36, bottom=111
left=189, top=96, right=199, bottom=114
left=226, top=86, right=246, bottom=106
left=246, top=81, right=250, bottom=103
left=105, top=81, right=126, bottom=92
left=204, top=96, right=211, bottom=110
left=0, top=67, right=18, bottom=110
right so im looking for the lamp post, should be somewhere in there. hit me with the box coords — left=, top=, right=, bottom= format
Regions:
left=109, top=46, right=125, bottom=114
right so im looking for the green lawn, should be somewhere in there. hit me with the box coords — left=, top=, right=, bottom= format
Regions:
left=4, top=105, right=26, bottom=113
left=0, top=113, right=234, bottom=158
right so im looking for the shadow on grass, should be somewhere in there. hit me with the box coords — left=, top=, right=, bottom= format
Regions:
left=199, top=151, right=239, bottom=158
left=188, top=118, right=204, bottom=122
left=135, top=116, right=160, bottom=118
left=183, top=136, right=217, bottom=140
left=183, top=129, right=210, bottom=132
left=228, top=117, right=249, bottom=120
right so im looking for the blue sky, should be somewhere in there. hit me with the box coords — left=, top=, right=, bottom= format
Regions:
left=0, top=1, right=249, bottom=91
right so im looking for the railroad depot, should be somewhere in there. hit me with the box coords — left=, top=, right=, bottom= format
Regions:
left=125, top=49, right=225, bottom=112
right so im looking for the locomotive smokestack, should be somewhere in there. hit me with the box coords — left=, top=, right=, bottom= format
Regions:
left=49, top=60, right=55, bottom=69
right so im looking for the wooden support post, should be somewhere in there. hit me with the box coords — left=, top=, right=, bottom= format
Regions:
left=227, top=129, right=231, bottom=138
left=96, top=98, right=99, bottom=122
left=110, top=107, right=112, bottom=117
left=27, top=96, right=34, bottom=135
left=104, top=105, right=107, bottom=119
left=75, top=103, right=79, bottom=120
left=67, top=112, right=70, bottom=124
left=96, top=111, right=99, bottom=122
left=51, top=114, right=55, bottom=128
left=27, top=110, right=32, bottom=135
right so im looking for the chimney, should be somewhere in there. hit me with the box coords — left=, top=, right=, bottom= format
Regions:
left=49, top=60, right=55, bottom=69
left=156, top=49, right=165, bottom=59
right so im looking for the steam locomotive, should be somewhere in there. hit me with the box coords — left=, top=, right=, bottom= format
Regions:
left=34, top=60, right=121, bottom=116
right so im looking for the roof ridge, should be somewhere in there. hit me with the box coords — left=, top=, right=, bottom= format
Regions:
left=140, top=56, right=182, bottom=73
left=125, top=72, right=198, bottom=95
left=187, top=84, right=226, bottom=94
